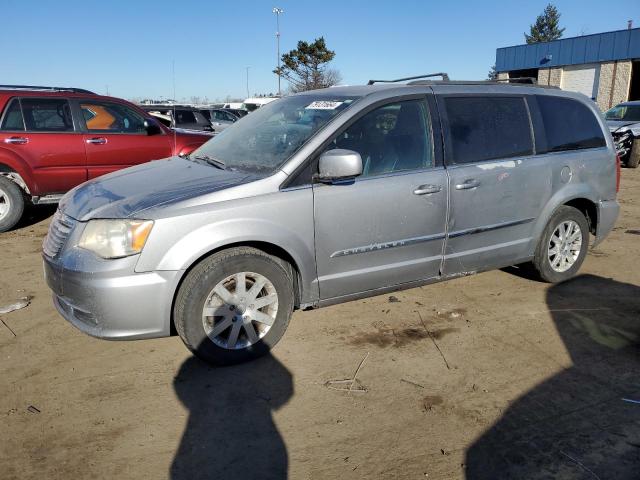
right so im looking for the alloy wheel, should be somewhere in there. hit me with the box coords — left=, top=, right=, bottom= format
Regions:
left=548, top=220, right=583, bottom=273
left=0, top=188, right=10, bottom=221
left=202, top=271, right=279, bottom=350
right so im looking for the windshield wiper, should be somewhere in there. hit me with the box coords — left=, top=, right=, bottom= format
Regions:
left=193, top=154, right=226, bottom=170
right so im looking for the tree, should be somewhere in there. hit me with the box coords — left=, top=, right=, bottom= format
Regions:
left=274, top=37, right=342, bottom=92
left=525, top=4, right=565, bottom=44
left=487, top=64, right=498, bottom=81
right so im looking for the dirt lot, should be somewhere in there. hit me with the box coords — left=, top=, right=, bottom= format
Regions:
left=1, top=171, right=639, bottom=480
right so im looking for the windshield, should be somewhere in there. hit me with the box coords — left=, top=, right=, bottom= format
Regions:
left=605, top=104, right=640, bottom=122
left=190, top=94, right=359, bottom=173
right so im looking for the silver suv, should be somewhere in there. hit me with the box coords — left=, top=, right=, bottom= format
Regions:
left=43, top=76, right=620, bottom=365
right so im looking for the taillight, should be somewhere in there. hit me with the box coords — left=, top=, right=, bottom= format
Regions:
left=615, top=154, right=621, bottom=193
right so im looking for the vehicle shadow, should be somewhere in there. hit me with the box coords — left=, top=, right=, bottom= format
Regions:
left=465, top=274, right=640, bottom=479
left=13, top=204, right=56, bottom=230
left=171, top=348, right=293, bottom=480
left=500, top=263, right=545, bottom=282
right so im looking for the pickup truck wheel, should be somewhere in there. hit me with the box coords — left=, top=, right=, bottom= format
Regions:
left=532, top=206, right=589, bottom=283
left=627, top=139, right=640, bottom=168
left=0, top=176, right=24, bottom=233
left=174, top=247, right=294, bottom=365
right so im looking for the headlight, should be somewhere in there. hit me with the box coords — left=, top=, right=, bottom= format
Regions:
left=630, top=124, right=640, bottom=136
left=78, top=219, right=154, bottom=259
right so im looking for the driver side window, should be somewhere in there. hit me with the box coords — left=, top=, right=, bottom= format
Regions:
left=328, top=99, right=433, bottom=177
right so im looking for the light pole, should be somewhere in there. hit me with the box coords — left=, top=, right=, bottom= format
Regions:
left=246, top=66, right=250, bottom=98
left=272, top=7, right=284, bottom=96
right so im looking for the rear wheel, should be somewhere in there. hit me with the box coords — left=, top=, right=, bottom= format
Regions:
left=174, top=247, right=295, bottom=365
left=532, top=206, right=589, bottom=283
left=0, top=176, right=24, bottom=233
left=627, top=139, right=640, bottom=168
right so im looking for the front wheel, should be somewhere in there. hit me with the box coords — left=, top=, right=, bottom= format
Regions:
left=532, top=206, right=590, bottom=283
left=174, top=247, right=295, bottom=365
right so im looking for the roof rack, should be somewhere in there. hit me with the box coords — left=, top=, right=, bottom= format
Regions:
left=367, top=73, right=450, bottom=85
left=407, top=77, right=559, bottom=89
left=0, top=85, right=95, bottom=94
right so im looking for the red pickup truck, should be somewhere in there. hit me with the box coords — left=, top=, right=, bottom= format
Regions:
left=0, top=86, right=211, bottom=231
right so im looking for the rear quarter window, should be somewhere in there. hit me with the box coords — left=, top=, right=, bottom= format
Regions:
left=535, top=95, right=606, bottom=153
left=443, top=96, right=533, bottom=164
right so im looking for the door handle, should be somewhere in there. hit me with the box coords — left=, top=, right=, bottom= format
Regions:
left=86, top=137, right=107, bottom=145
left=4, top=136, right=28, bottom=145
left=455, top=179, right=480, bottom=190
left=413, top=184, right=442, bottom=195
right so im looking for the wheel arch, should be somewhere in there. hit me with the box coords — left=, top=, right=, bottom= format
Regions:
left=168, top=240, right=307, bottom=336
left=530, top=187, right=600, bottom=255
left=563, top=197, right=597, bottom=235
left=0, top=148, right=35, bottom=195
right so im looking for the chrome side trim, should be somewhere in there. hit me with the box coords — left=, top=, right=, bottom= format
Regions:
left=448, top=217, right=535, bottom=239
left=330, top=232, right=446, bottom=258
left=32, top=194, right=64, bottom=205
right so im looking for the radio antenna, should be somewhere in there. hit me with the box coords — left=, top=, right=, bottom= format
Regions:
left=172, top=60, right=177, bottom=155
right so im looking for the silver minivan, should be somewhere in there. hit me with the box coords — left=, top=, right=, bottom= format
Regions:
left=43, top=77, right=620, bottom=365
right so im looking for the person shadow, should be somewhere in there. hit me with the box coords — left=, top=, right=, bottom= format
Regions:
left=465, top=274, right=640, bottom=479
left=171, top=346, right=293, bottom=480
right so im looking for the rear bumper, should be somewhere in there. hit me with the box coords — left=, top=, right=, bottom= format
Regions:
left=594, top=199, right=620, bottom=247
left=44, top=256, right=183, bottom=340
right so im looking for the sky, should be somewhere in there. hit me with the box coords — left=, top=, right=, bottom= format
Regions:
left=2, top=0, right=639, bottom=101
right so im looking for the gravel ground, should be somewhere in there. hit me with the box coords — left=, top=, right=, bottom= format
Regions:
left=1, top=170, right=639, bottom=480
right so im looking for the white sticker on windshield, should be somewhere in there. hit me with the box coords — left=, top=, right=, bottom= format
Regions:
left=305, top=101, right=344, bottom=110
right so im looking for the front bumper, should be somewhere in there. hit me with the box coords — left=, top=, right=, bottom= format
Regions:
left=44, top=255, right=183, bottom=340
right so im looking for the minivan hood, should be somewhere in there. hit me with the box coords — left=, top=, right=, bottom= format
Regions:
left=59, top=157, right=257, bottom=221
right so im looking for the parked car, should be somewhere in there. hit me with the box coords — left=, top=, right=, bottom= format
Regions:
left=43, top=76, right=619, bottom=366
left=199, top=108, right=239, bottom=134
left=223, top=108, right=248, bottom=118
left=0, top=86, right=211, bottom=232
left=605, top=101, right=640, bottom=168
left=242, top=97, right=278, bottom=112
left=140, top=105, right=214, bottom=134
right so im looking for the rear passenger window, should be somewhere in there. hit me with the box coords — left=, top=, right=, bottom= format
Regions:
left=536, top=96, right=606, bottom=153
left=21, top=98, right=74, bottom=132
left=0, top=99, right=25, bottom=131
left=444, top=96, right=533, bottom=164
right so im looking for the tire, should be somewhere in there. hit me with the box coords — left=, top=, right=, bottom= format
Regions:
left=627, top=139, right=640, bottom=168
left=532, top=206, right=589, bottom=283
left=0, top=176, right=25, bottom=233
left=174, top=247, right=295, bottom=366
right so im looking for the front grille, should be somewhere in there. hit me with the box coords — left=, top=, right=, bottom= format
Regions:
left=43, top=211, right=76, bottom=258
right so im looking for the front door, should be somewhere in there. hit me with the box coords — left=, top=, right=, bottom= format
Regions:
left=438, top=94, right=549, bottom=274
left=313, top=98, right=448, bottom=300
left=76, top=99, right=172, bottom=179
left=0, top=97, right=87, bottom=195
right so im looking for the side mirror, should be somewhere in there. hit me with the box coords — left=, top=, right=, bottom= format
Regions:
left=144, top=119, right=163, bottom=136
left=317, top=149, right=363, bottom=182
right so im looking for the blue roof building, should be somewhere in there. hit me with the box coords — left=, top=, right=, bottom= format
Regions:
left=495, top=27, right=640, bottom=111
